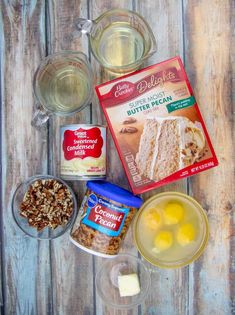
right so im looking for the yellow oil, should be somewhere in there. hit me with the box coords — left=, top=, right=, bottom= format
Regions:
left=90, top=22, right=145, bottom=68
left=136, top=196, right=205, bottom=264
left=38, top=65, right=90, bottom=113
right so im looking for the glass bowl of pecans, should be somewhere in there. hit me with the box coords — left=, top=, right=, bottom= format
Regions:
left=12, top=175, right=77, bottom=240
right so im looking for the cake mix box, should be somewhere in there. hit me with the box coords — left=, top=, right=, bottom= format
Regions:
left=95, top=56, right=218, bottom=194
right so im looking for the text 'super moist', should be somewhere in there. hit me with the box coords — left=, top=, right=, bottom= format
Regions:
left=96, top=56, right=218, bottom=194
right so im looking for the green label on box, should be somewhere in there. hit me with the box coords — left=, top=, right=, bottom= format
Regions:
left=166, top=96, right=196, bottom=113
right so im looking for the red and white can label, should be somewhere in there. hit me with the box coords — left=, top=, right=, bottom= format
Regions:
left=63, top=127, right=103, bottom=160
left=82, top=194, right=129, bottom=237
left=60, top=125, right=106, bottom=177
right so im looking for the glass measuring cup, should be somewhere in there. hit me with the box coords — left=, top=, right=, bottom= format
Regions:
left=32, top=51, right=93, bottom=127
left=75, top=9, right=157, bottom=74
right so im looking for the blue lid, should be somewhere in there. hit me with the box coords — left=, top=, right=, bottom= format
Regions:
left=86, top=180, right=143, bottom=208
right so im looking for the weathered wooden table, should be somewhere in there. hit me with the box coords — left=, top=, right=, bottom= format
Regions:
left=0, top=1, right=234, bottom=314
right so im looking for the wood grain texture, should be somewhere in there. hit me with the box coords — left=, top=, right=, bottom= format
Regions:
left=0, top=1, right=4, bottom=311
left=183, top=0, right=235, bottom=314
left=135, top=1, right=189, bottom=315
left=0, top=0, right=234, bottom=314
left=89, top=1, right=141, bottom=314
left=46, top=1, right=94, bottom=315
left=0, top=1, right=51, bottom=314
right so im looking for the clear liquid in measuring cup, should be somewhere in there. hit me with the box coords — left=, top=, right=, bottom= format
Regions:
left=38, top=65, right=90, bottom=114
left=92, top=22, right=145, bottom=68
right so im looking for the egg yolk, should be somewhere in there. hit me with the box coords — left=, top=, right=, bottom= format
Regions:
left=153, top=230, right=173, bottom=253
left=143, top=208, right=161, bottom=230
left=163, top=202, right=184, bottom=225
left=177, top=223, right=196, bottom=246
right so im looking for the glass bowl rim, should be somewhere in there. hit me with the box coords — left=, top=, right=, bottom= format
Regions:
left=95, top=253, right=151, bottom=309
left=133, top=191, right=209, bottom=268
left=12, top=174, right=77, bottom=240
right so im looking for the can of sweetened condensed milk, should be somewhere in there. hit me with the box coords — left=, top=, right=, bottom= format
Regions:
left=60, top=124, right=106, bottom=180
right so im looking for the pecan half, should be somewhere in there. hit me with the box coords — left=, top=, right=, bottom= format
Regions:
left=122, top=117, right=137, bottom=124
left=119, top=126, right=138, bottom=134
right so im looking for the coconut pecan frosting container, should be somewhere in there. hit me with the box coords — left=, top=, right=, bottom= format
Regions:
left=70, top=180, right=143, bottom=257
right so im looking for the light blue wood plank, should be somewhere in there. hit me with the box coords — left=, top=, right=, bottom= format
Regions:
left=0, top=1, right=51, bottom=314
left=134, top=1, right=189, bottom=314
left=46, top=1, right=95, bottom=314
left=183, top=0, right=235, bottom=314
left=0, top=0, right=4, bottom=310
left=89, top=0, right=141, bottom=314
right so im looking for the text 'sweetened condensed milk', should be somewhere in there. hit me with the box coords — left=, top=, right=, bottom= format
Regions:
left=60, top=124, right=106, bottom=180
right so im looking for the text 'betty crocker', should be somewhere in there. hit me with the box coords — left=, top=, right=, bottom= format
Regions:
left=96, top=56, right=218, bottom=194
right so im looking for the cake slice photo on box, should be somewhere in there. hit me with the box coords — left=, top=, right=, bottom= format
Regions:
left=135, top=115, right=206, bottom=182
left=96, top=56, right=218, bottom=194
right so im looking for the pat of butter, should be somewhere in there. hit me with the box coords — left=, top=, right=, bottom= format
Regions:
left=118, top=273, right=140, bottom=297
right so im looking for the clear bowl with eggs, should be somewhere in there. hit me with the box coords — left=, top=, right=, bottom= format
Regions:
left=133, top=192, right=209, bottom=268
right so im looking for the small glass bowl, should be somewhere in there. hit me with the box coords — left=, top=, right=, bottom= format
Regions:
left=95, top=254, right=151, bottom=309
left=12, top=175, right=77, bottom=240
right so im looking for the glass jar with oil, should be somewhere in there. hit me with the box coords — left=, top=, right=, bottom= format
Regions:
left=134, top=192, right=209, bottom=268
left=32, top=51, right=93, bottom=127
left=75, top=9, right=157, bottom=74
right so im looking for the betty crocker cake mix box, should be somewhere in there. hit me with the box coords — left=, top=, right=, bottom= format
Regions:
left=95, top=57, right=218, bottom=194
